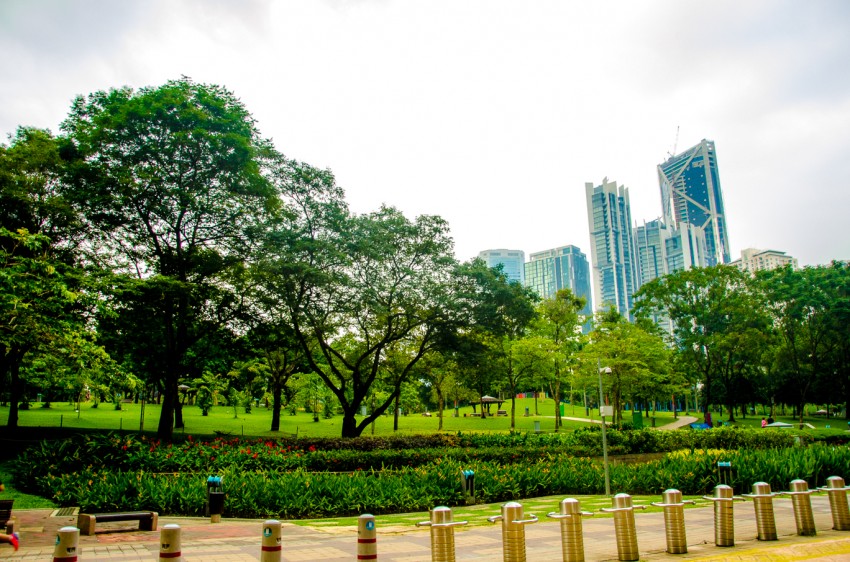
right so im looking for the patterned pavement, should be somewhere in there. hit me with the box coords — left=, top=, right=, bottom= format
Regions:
left=5, top=494, right=850, bottom=561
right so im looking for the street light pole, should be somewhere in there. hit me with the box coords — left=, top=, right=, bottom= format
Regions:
left=597, top=359, right=612, bottom=497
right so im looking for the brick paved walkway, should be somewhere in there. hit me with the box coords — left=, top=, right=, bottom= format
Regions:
left=5, top=495, right=850, bottom=560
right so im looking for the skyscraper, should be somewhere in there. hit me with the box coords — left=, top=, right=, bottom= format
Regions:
left=524, top=245, right=593, bottom=321
left=585, top=178, right=638, bottom=320
left=658, top=139, right=730, bottom=266
left=478, top=249, right=526, bottom=284
left=633, top=218, right=707, bottom=286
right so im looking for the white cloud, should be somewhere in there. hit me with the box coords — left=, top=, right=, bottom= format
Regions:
left=1, top=0, right=848, bottom=266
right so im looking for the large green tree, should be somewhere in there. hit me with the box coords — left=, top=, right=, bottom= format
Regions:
left=634, top=266, right=771, bottom=423
left=577, top=308, right=672, bottom=424
left=0, top=128, right=88, bottom=427
left=530, top=288, right=586, bottom=429
left=758, top=264, right=845, bottom=421
left=259, top=157, right=461, bottom=437
left=61, top=78, right=277, bottom=440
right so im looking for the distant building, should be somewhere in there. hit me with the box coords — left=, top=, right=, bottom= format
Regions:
left=524, top=245, right=593, bottom=322
left=658, top=139, right=731, bottom=266
left=633, top=218, right=707, bottom=287
left=585, top=178, right=638, bottom=320
left=478, top=249, right=526, bottom=284
left=731, top=248, right=798, bottom=273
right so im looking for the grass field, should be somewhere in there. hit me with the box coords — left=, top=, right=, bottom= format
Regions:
left=0, top=397, right=605, bottom=438
left=2, top=398, right=844, bottom=437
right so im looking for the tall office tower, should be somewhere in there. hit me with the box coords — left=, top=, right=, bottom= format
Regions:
left=633, top=218, right=707, bottom=287
left=524, top=245, right=593, bottom=319
left=585, top=178, right=638, bottom=320
left=731, top=248, right=798, bottom=273
left=478, top=249, right=526, bottom=284
left=658, top=139, right=731, bottom=266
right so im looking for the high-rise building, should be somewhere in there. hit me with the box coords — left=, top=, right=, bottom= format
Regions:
left=658, top=139, right=731, bottom=266
left=585, top=178, right=638, bottom=320
left=731, top=248, right=798, bottom=273
left=478, top=249, right=526, bottom=284
left=633, top=218, right=707, bottom=286
left=524, top=245, right=593, bottom=321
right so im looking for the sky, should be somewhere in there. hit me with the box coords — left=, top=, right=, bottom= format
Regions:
left=2, top=0, right=849, bottom=267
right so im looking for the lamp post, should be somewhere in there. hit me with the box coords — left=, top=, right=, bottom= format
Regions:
left=598, top=360, right=612, bottom=497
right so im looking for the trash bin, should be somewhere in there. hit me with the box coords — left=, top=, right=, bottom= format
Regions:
left=632, top=411, right=644, bottom=429
left=206, top=476, right=224, bottom=521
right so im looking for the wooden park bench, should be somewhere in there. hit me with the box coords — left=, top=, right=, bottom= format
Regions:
left=496, top=410, right=508, bottom=416
left=77, top=511, right=158, bottom=535
left=0, top=499, right=14, bottom=534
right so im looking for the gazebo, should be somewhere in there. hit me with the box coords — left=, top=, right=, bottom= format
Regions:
left=480, top=395, right=504, bottom=415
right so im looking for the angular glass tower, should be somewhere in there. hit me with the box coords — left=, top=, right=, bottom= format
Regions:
left=524, top=245, right=593, bottom=324
left=658, top=139, right=730, bottom=266
left=585, top=178, right=638, bottom=320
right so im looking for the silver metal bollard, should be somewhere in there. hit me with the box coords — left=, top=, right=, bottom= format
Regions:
left=357, top=514, right=377, bottom=560
left=260, top=519, right=282, bottom=562
left=547, top=498, right=593, bottom=562
left=819, top=476, right=850, bottom=531
left=487, top=501, right=539, bottom=562
left=651, top=489, right=695, bottom=554
left=600, top=493, right=647, bottom=561
left=743, top=482, right=778, bottom=541
left=416, top=506, right=468, bottom=562
left=53, top=526, right=80, bottom=562
left=159, top=523, right=182, bottom=561
left=781, top=480, right=817, bottom=536
left=702, top=484, right=745, bottom=547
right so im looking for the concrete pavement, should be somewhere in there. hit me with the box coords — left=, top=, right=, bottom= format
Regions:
left=5, top=494, right=850, bottom=560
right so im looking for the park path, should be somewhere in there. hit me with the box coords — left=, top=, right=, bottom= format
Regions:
left=559, top=414, right=698, bottom=430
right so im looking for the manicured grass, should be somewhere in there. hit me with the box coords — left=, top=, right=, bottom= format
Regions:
left=0, top=398, right=596, bottom=438
left=293, top=493, right=713, bottom=529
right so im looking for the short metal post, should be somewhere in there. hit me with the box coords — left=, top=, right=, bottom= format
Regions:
left=743, top=482, right=778, bottom=541
left=358, top=514, right=377, bottom=560
left=53, top=526, right=80, bottom=562
left=547, top=498, right=593, bottom=562
left=651, top=489, right=694, bottom=554
left=159, top=523, right=182, bottom=561
left=600, top=493, right=647, bottom=561
left=487, top=501, right=539, bottom=562
left=781, top=480, right=817, bottom=536
left=702, top=484, right=745, bottom=547
left=416, top=506, right=468, bottom=562
left=260, top=519, right=282, bottom=562
left=819, top=476, right=850, bottom=531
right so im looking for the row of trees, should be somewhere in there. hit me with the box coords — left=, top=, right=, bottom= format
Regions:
left=635, top=263, right=850, bottom=423
left=2, top=78, right=848, bottom=440
left=0, top=78, right=598, bottom=439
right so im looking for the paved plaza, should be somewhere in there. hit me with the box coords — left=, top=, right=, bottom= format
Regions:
left=5, top=494, right=850, bottom=560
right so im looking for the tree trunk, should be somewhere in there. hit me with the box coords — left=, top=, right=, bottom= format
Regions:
left=270, top=378, right=282, bottom=431
left=174, top=400, right=184, bottom=429
left=341, top=411, right=360, bottom=438
left=393, top=393, right=400, bottom=431
left=437, top=388, right=444, bottom=431
left=157, top=375, right=177, bottom=441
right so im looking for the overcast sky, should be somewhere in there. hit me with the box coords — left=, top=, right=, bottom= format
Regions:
left=2, top=0, right=849, bottom=267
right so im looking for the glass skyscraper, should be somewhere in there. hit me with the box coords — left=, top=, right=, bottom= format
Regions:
left=478, top=249, right=526, bottom=284
left=585, top=178, right=638, bottom=320
left=658, top=139, right=730, bottom=266
left=524, top=245, right=593, bottom=323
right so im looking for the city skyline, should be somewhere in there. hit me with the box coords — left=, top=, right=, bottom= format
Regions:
left=1, top=1, right=849, bottom=267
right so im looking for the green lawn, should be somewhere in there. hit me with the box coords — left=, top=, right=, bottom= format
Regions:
left=1, top=399, right=843, bottom=438
left=294, top=492, right=713, bottom=529
left=0, top=398, right=600, bottom=438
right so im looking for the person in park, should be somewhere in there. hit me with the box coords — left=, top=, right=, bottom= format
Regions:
left=761, top=417, right=767, bottom=428
left=0, top=482, right=19, bottom=551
